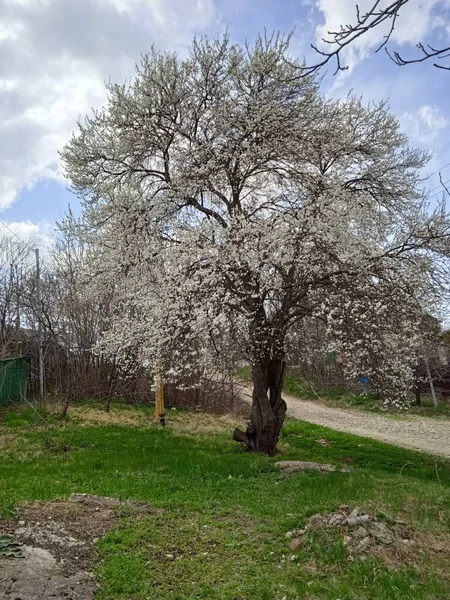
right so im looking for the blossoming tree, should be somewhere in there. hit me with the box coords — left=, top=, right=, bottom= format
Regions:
left=62, top=33, right=450, bottom=454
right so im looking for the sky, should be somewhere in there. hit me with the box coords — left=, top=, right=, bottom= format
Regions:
left=0, top=0, right=450, bottom=249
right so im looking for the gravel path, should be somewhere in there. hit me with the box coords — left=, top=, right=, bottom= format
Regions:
left=241, top=387, right=450, bottom=458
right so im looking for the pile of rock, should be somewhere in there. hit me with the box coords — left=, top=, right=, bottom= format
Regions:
left=286, top=506, right=413, bottom=559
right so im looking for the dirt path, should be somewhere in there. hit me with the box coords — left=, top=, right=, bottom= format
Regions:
left=240, top=387, right=450, bottom=458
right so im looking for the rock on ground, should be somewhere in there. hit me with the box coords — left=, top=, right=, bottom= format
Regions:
left=0, top=494, right=152, bottom=600
left=286, top=505, right=415, bottom=564
left=275, top=460, right=352, bottom=473
left=0, top=545, right=96, bottom=600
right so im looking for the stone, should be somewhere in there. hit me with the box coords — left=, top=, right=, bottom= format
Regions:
left=343, top=535, right=352, bottom=546
left=276, top=461, right=336, bottom=473
left=285, top=531, right=295, bottom=539
left=329, top=515, right=346, bottom=526
left=354, top=526, right=368, bottom=539
left=317, top=438, right=332, bottom=446
left=346, top=515, right=371, bottom=527
left=354, top=536, right=372, bottom=554
left=371, top=529, right=394, bottom=545
left=69, top=493, right=121, bottom=507
left=0, top=545, right=96, bottom=599
left=276, top=461, right=354, bottom=474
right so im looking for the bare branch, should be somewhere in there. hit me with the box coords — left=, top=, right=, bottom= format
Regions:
left=302, top=0, right=450, bottom=77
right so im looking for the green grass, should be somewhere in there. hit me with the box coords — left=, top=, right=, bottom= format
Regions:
left=1, top=406, right=58, bottom=427
left=1, top=402, right=450, bottom=599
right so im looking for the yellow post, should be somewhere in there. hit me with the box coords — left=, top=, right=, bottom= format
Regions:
left=154, top=366, right=166, bottom=427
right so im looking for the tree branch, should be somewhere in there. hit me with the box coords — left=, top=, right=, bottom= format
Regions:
left=301, top=0, right=450, bottom=76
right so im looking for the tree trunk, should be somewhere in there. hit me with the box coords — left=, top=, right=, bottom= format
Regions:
left=59, top=391, right=71, bottom=419
left=104, top=359, right=117, bottom=413
left=59, top=365, right=72, bottom=419
left=424, top=356, right=438, bottom=408
left=233, top=357, right=287, bottom=455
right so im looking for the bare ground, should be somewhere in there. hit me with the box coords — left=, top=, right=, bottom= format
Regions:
left=0, top=494, right=153, bottom=600
left=240, top=387, right=450, bottom=458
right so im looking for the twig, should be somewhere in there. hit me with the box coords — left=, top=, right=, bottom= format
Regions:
left=399, top=461, right=413, bottom=476
left=299, top=0, right=450, bottom=77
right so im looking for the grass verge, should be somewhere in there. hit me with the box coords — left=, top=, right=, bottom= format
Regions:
left=1, top=401, right=450, bottom=599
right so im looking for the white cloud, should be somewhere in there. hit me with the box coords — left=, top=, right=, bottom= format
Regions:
left=402, top=105, right=449, bottom=146
left=112, top=0, right=216, bottom=29
left=314, top=0, right=450, bottom=76
left=417, top=105, right=449, bottom=130
left=0, top=220, right=54, bottom=250
left=0, top=0, right=217, bottom=211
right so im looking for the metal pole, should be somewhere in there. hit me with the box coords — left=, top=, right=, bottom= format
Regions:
left=35, top=249, right=44, bottom=399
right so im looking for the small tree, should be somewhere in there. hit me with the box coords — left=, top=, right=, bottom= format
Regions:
left=62, top=33, right=450, bottom=454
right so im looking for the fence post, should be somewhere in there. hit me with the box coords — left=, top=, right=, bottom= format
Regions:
left=154, top=365, right=165, bottom=427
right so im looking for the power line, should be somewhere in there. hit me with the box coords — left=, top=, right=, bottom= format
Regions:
left=426, top=179, right=450, bottom=202
left=0, top=218, right=27, bottom=244
left=426, top=177, right=450, bottom=197
left=424, top=161, right=450, bottom=181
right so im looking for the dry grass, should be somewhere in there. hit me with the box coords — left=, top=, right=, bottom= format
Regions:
left=0, top=433, right=18, bottom=450
left=69, top=404, right=246, bottom=435
left=69, top=406, right=150, bottom=427
left=169, top=410, right=245, bottom=434
left=0, top=430, right=42, bottom=461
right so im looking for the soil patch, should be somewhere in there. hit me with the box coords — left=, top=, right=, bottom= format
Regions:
left=0, top=494, right=152, bottom=599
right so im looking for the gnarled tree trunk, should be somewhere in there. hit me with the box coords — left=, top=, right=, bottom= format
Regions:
left=233, top=357, right=287, bottom=455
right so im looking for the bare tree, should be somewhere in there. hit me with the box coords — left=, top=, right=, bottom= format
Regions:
left=0, top=234, right=34, bottom=356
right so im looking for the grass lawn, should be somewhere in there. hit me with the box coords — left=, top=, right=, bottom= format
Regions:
left=1, top=401, right=450, bottom=599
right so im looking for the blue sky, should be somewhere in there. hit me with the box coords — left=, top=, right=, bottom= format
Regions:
left=0, top=0, right=449, bottom=247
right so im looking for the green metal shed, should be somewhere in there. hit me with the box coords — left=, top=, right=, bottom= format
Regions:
left=0, top=357, right=29, bottom=406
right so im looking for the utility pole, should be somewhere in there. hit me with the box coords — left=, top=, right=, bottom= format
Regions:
left=35, top=249, right=44, bottom=399
left=14, top=264, right=20, bottom=333
left=13, top=263, right=21, bottom=356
